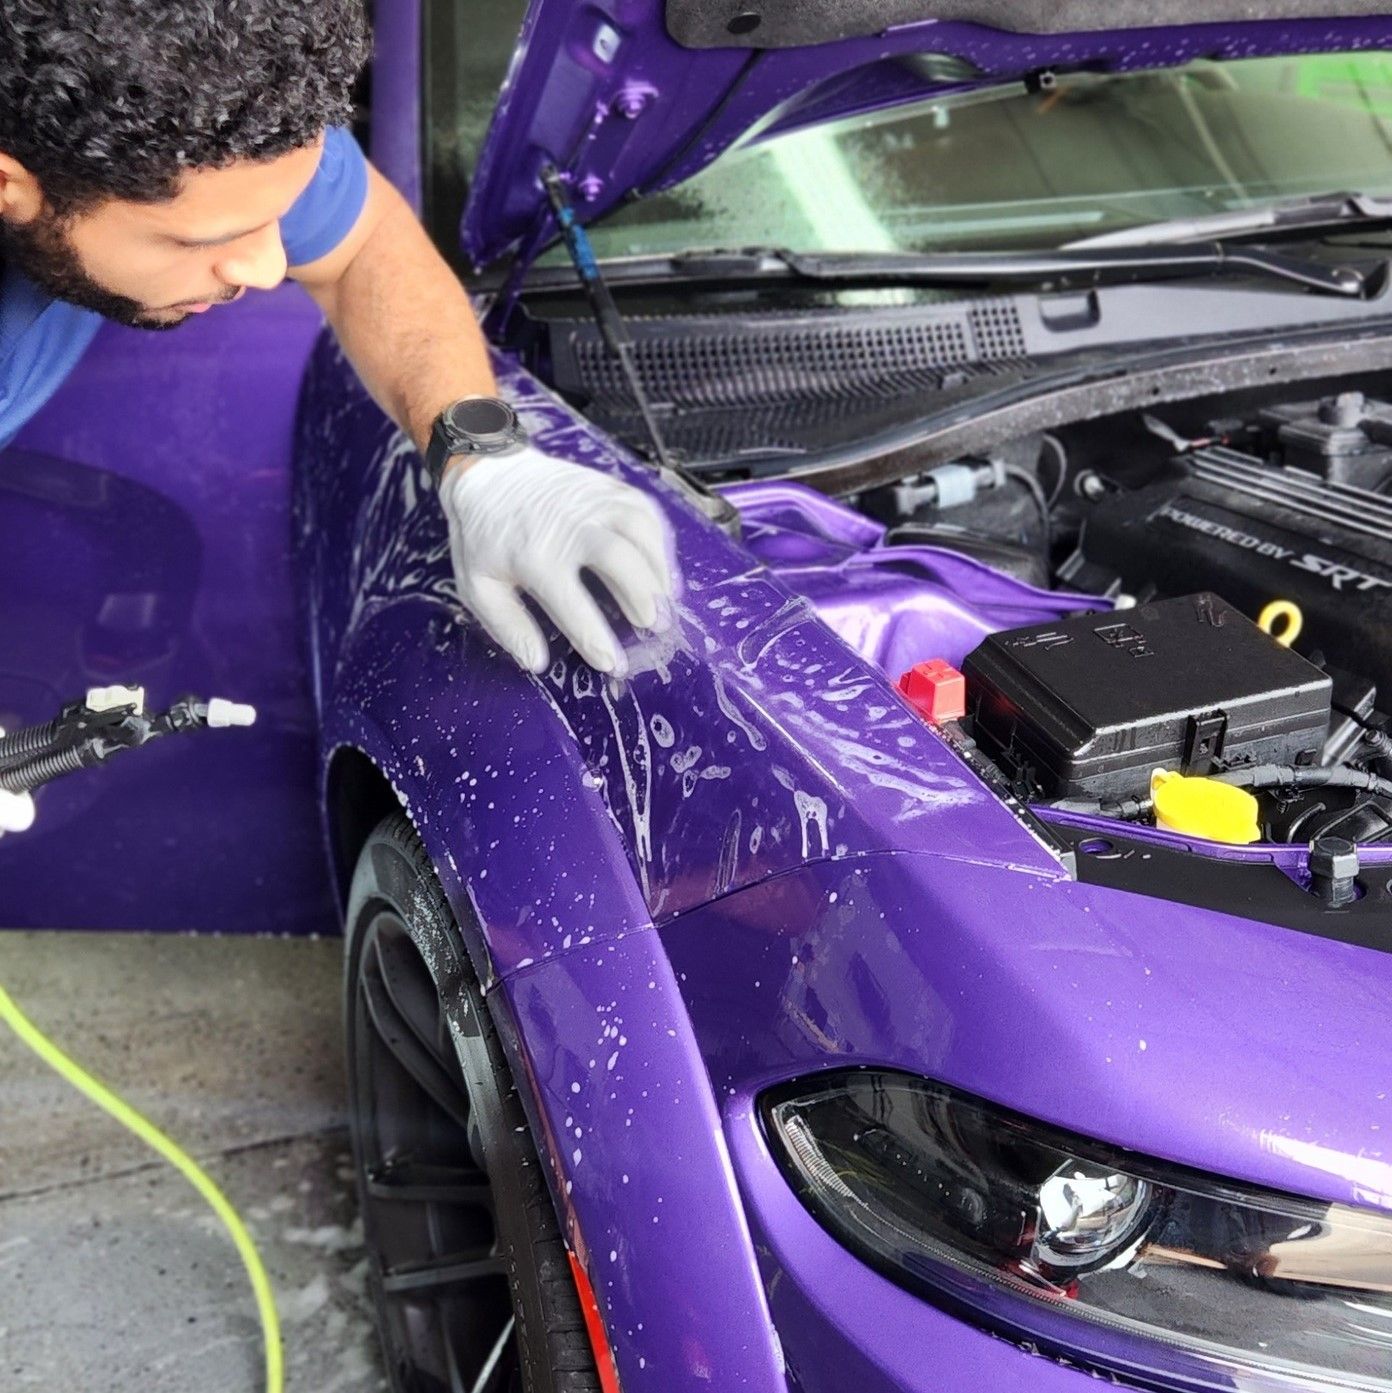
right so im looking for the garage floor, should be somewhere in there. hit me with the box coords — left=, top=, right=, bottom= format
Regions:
left=0, top=931, right=389, bottom=1393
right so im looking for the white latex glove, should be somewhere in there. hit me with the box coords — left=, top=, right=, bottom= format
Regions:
left=0, top=729, right=35, bottom=835
left=442, top=446, right=676, bottom=676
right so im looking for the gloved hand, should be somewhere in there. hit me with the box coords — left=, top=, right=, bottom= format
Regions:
left=0, top=730, right=35, bottom=835
left=442, top=446, right=675, bottom=676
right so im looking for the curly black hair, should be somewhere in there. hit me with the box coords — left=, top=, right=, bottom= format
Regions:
left=0, top=0, right=371, bottom=212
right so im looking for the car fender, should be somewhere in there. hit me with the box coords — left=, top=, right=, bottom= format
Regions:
left=296, top=334, right=1066, bottom=960
left=318, top=599, right=654, bottom=987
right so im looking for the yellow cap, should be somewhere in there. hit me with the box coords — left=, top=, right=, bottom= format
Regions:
left=1150, top=768, right=1261, bottom=845
left=1257, top=599, right=1304, bottom=648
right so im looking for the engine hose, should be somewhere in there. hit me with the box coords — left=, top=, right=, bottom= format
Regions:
left=0, top=980, right=283, bottom=1393
left=1215, top=764, right=1392, bottom=802
left=0, top=744, right=92, bottom=794
left=1004, top=465, right=1051, bottom=548
left=1350, top=725, right=1392, bottom=783
left=1051, top=794, right=1152, bottom=820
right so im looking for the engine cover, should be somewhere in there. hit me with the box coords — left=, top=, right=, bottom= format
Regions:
left=1076, top=443, right=1392, bottom=699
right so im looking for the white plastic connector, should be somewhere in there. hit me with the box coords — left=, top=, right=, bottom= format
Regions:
left=86, top=684, right=145, bottom=715
left=206, top=698, right=257, bottom=728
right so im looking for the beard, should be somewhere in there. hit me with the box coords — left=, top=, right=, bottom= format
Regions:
left=4, top=208, right=189, bottom=331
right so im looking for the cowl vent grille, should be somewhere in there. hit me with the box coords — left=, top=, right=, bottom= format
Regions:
left=551, top=301, right=1026, bottom=414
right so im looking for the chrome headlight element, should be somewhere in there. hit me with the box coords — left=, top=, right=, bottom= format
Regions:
left=1034, top=1161, right=1153, bottom=1270
left=764, top=1071, right=1392, bottom=1391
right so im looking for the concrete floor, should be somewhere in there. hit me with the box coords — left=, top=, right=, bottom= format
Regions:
left=0, top=931, right=389, bottom=1393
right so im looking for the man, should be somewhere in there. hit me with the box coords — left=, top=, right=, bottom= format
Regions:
left=0, top=0, right=676, bottom=833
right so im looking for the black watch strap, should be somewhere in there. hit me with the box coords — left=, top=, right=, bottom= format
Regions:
left=424, top=423, right=456, bottom=491
left=425, top=396, right=526, bottom=489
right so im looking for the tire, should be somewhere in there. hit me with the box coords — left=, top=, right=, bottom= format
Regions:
left=344, top=812, right=601, bottom=1393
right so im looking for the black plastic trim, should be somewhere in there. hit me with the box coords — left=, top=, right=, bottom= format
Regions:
left=783, top=318, right=1392, bottom=495
left=419, top=0, right=472, bottom=271
left=1053, top=823, right=1392, bottom=955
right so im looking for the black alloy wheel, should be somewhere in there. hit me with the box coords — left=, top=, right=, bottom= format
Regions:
left=344, top=813, right=601, bottom=1393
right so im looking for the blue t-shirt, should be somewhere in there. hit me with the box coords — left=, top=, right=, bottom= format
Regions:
left=0, top=124, right=369, bottom=448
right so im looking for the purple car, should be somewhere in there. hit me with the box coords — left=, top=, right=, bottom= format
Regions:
left=11, top=3, right=1392, bottom=1390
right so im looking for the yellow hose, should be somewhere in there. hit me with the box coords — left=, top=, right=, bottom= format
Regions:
left=0, top=979, right=283, bottom=1393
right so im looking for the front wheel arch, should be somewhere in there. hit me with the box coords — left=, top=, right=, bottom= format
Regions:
left=325, top=746, right=401, bottom=912
left=344, top=811, right=602, bottom=1393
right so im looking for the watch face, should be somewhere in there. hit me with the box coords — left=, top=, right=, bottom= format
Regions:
left=447, top=396, right=515, bottom=441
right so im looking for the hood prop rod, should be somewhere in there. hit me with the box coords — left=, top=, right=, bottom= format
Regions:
left=540, top=167, right=740, bottom=536
left=541, top=166, right=675, bottom=469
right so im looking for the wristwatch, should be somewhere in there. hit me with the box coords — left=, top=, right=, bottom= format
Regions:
left=425, top=395, right=528, bottom=489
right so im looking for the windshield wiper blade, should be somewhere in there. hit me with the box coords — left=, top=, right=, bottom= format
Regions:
left=769, top=245, right=1371, bottom=298
left=517, top=242, right=1372, bottom=298
left=1065, top=192, right=1392, bottom=250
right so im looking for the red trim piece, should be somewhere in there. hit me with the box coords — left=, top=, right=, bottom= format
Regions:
left=567, top=1249, right=622, bottom=1393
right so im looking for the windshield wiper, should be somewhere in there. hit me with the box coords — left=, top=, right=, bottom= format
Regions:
left=1065, top=192, right=1392, bottom=250
left=764, top=245, right=1371, bottom=298
left=520, top=243, right=1372, bottom=299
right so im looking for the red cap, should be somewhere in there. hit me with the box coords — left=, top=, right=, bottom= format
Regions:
left=897, top=658, right=967, bottom=724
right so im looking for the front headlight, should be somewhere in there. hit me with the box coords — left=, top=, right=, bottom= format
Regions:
left=764, top=1070, right=1392, bottom=1392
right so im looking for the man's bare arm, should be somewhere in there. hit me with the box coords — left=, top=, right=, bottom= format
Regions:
left=289, top=157, right=676, bottom=676
left=290, top=163, right=496, bottom=455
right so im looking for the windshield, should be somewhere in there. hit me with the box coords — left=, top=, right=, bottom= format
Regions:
left=535, top=52, right=1392, bottom=265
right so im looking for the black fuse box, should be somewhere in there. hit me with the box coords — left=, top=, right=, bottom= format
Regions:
left=961, top=593, right=1332, bottom=801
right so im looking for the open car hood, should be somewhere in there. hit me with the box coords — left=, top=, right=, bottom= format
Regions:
left=463, top=0, right=1392, bottom=268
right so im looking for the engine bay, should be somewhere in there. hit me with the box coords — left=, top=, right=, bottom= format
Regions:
left=850, top=382, right=1392, bottom=855
left=725, top=377, right=1392, bottom=864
